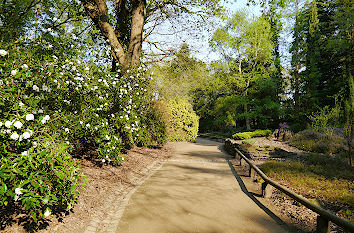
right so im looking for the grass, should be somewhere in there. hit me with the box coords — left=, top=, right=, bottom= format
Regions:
left=261, top=153, right=354, bottom=209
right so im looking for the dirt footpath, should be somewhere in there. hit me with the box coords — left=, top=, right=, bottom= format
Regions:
left=115, top=138, right=289, bottom=233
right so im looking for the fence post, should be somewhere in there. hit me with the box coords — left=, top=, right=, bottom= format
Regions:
left=249, top=166, right=255, bottom=177
left=261, top=182, right=273, bottom=198
left=316, top=215, right=330, bottom=233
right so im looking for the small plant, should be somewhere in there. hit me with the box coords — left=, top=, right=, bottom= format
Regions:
left=308, top=105, right=340, bottom=135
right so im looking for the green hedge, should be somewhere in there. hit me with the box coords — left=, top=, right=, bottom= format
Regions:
left=157, top=98, right=199, bottom=142
left=232, top=129, right=272, bottom=140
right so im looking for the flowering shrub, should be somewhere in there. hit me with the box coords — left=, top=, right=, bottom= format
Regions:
left=0, top=41, right=166, bottom=221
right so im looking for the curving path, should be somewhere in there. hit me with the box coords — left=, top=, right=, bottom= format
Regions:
left=115, top=138, right=289, bottom=233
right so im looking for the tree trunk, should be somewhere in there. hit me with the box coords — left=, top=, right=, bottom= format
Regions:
left=244, top=79, right=250, bottom=130
left=294, top=64, right=300, bottom=110
left=128, top=0, right=145, bottom=67
left=82, top=0, right=145, bottom=73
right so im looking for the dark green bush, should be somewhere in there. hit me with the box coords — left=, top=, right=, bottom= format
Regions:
left=232, top=129, right=272, bottom=140
left=136, top=101, right=166, bottom=146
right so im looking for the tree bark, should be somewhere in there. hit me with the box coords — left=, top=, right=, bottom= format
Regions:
left=128, top=0, right=145, bottom=67
left=82, top=0, right=145, bottom=72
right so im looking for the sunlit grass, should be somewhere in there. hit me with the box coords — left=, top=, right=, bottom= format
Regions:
left=261, top=154, right=354, bottom=208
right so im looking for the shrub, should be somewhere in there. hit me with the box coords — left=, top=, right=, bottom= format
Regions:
left=157, top=98, right=199, bottom=142
left=289, top=129, right=347, bottom=154
left=0, top=40, right=166, bottom=222
left=0, top=137, right=83, bottom=221
left=232, top=129, right=272, bottom=140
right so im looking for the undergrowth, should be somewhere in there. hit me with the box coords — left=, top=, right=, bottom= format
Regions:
left=261, top=153, right=354, bottom=209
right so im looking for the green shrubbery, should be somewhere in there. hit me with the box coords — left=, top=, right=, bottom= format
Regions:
left=289, top=129, right=347, bottom=154
left=232, top=129, right=272, bottom=140
left=0, top=41, right=166, bottom=221
left=157, top=98, right=199, bottom=142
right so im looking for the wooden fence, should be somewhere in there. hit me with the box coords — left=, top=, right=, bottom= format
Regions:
left=225, top=139, right=354, bottom=233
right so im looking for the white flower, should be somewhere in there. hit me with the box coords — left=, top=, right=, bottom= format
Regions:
left=0, top=49, right=8, bottom=56
left=53, top=17, right=57, bottom=21
left=47, top=28, right=52, bottom=32
left=41, top=119, right=47, bottom=124
left=13, top=121, right=23, bottom=129
left=105, top=135, right=110, bottom=140
left=44, top=208, right=51, bottom=217
left=11, top=70, right=18, bottom=75
left=26, top=114, right=34, bottom=121
left=0, top=122, right=2, bottom=127
left=10, top=132, right=19, bottom=140
left=22, top=131, right=31, bottom=139
left=102, top=159, right=105, bottom=163
left=21, top=64, right=28, bottom=69
left=21, top=151, right=28, bottom=156
left=85, top=67, right=89, bottom=71
left=15, top=187, right=23, bottom=195
left=19, top=102, right=24, bottom=107
left=86, top=123, right=90, bottom=128
left=42, top=84, right=48, bottom=91
left=43, top=198, right=49, bottom=204
left=33, top=85, right=39, bottom=91
left=65, top=128, right=69, bottom=133
left=79, top=121, right=83, bottom=124
left=38, top=109, right=43, bottom=114
left=43, top=115, right=50, bottom=121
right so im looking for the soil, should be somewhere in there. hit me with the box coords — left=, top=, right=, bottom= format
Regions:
left=1, top=144, right=173, bottom=233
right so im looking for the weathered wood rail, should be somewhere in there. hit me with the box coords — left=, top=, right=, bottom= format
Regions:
left=225, top=139, right=354, bottom=233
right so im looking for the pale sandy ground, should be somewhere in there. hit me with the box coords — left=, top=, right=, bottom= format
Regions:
left=115, top=138, right=290, bottom=233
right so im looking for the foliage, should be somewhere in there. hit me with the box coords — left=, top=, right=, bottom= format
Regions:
left=157, top=98, right=199, bottom=142
left=0, top=140, right=83, bottom=222
left=289, top=129, right=348, bottom=154
left=232, top=129, right=272, bottom=140
left=0, top=39, right=165, bottom=221
left=195, top=11, right=279, bottom=132
left=152, top=43, right=211, bottom=101
left=308, top=105, right=340, bottom=134
left=288, top=0, right=353, bottom=128
left=261, top=154, right=354, bottom=208
left=136, top=101, right=167, bottom=147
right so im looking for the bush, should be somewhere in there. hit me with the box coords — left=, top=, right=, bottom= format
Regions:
left=0, top=137, right=83, bottom=221
left=289, top=129, right=347, bottom=154
left=157, top=98, right=199, bottom=142
left=0, top=40, right=166, bottom=221
left=232, top=129, right=272, bottom=140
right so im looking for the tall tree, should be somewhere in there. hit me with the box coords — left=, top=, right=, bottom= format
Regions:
left=80, top=0, right=224, bottom=72
left=210, top=12, right=276, bottom=130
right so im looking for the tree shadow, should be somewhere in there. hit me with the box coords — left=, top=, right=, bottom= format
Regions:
left=0, top=202, right=71, bottom=233
left=226, top=160, right=304, bottom=233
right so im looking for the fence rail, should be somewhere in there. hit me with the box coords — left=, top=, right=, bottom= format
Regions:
left=225, top=139, right=354, bottom=233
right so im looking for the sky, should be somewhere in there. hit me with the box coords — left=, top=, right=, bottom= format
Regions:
left=193, top=0, right=262, bottom=61
left=142, top=0, right=293, bottom=69
left=142, top=0, right=262, bottom=64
